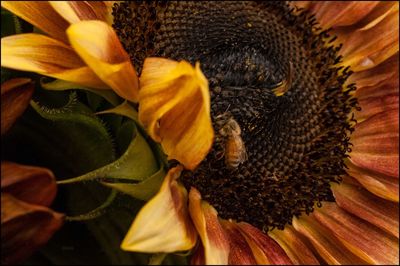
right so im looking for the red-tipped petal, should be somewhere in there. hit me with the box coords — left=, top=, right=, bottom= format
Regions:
left=313, top=202, right=399, bottom=264
left=350, top=109, right=399, bottom=178
left=1, top=193, right=64, bottom=265
left=188, top=188, right=229, bottom=265
left=220, top=220, right=257, bottom=265
left=1, top=162, right=57, bottom=207
left=237, top=222, right=293, bottom=265
left=332, top=181, right=399, bottom=237
left=269, top=225, right=320, bottom=265
left=293, top=215, right=367, bottom=265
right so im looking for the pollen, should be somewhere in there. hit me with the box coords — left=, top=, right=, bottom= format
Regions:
left=112, top=1, right=358, bottom=231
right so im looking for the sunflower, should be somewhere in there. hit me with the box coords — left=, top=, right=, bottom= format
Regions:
left=1, top=1, right=399, bottom=265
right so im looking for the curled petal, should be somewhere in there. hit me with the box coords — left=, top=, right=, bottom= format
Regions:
left=332, top=181, right=399, bottom=237
left=1, top=193, right=64, bottom=265
left=1, top=1, right=69, bottom=42
left=220, top=220, right=257, bottom=265
left=49, top=1, right=113, bottom=24
left=188, top=188, right=229, bottom=265
left=67, top=20, right=139, bottom=102
left=313, top=202, right=399, bottom=265
left=1, top=34, right=106, bottom=89
left=293, top=215, right=368, bottom=265
left=310, top=1, right=379, bottom=28
left=339, top=9, right=399, bottom=71
left=139, top=58, right=213, bottom=170
left=1, top=78, right=34, bottom=135
left=1, top=162, right=57, bottom=207
left=268, top=225, right=320, bottom=265
left=121, top=166, right=197, bottom=253
left=237, top=222, right=293, bottom=265
left=350, top=109, right=399, bottom=178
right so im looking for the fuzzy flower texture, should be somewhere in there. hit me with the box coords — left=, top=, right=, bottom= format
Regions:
left=1, top=1, right=399, bottom=265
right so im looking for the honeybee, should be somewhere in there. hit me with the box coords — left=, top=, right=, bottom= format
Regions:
left=215, top=112, right=248, bottom=169
left=271, top=61, right=294, bottom=97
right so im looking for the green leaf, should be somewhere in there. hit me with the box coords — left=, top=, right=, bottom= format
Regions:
left=40, top=78, right=121, bottom=106
left=57, top=121, right=159, bottom=184
left=102, top=167, right=166, bottom=201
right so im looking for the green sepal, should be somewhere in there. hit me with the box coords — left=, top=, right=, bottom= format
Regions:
left=40, top=78, right=121, bottom=106
left=57, top=121, right=159, bottom=184
left=102, top=167, right=166, bottom=201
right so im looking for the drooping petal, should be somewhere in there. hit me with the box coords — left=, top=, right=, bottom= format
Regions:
left=49, top=1, right=113, bottom=25
left=338, top=8, right=399, bottom=71
left=309, top=1, right=379, bottom=29
left=1, top=193, right=64, bottom=265
left=269, top=225, right=320, bottom=265
left=237, top=222, right=293, bottom=265
left=139, top=58, right=213, bottom=170
left=1, top=1, right=69, bottom=43
left=1, top=162, right=57, bottom=207
left=188, top=188, right=229, bottom=265
left=121, top=166, right=197, bottom=253
left=67, top=20, right=139, bottom=102
left=332, top=181, right=399, bottom=237
left=313, top=202, right=399, bottom=265
left=1, top=33, right=107, bottom=89
left=292, top=215, right=367, bottom=265
left=350, top=109, right=399, bottom=178
left=220, top=220, right=257, bottom=265
left=347, top=164, right=399, bottom=202
left=1, top=78, right=34, bottom=135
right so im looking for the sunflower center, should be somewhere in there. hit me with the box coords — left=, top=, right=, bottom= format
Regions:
left=113, top=1, right=357, bottom=231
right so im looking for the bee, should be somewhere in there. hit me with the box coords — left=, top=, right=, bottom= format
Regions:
left=271, top=61, right=294, bottom=97
left=215, top=112, right=248, bottom=169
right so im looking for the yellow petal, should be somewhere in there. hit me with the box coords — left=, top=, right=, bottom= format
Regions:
left=1, top=1, right=69, bottom=43
left=1, top=78, right=34, bottom=135
left=332, top=181, right=399, bottom=237
left=293, top=215, right=367, bottom=265
left=121, top=166, right=197, bottom=253
left=49, top=1, right=113, bottom=25
left=1, top=33, right=106, bottom=89
left=67, top=20, right=139, bottom=102
left=269, top=225, right=320, bottom=265
left=139, top=58, right=213, bottom=170
left=188, top=188, right=229, bottom=265
left=313, top=202, right=399, bottom=265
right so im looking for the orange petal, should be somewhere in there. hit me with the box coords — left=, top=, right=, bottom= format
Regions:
left=310, top=1, right=379, bottom=29
left=347, top=163, right=399, bottom=202
left=220, top=220, right=257, bottom=265
left=1, top=193, right=64, bottom=265
left=339, top=9, right=399, bottom=71
left=139, top=58, right=213, bottom=170
left=67, top=20, right=139, bottom=102
left=188, top=188, right=229, bottom=265
left=332, top=181, right=399, bottom=237
left=269, top=225, right=320, bottom=265
left=355, top=1, right=399, bottom=31
left=1, top=162, right=57, bottom=207
left=350, top=109, right=399, bottom=178
left=121, top=166, right=197, bottom=253
left=313, top=202, right=399, bottom=264
left=237, top=222, right=293, bottom=265
left=49, top=1, right=113, bottom=24
left=292, top=215, right=367, bottom=265
left=355, top=93, right=398, bottom=123
left=1, top=1, right=69, bottom=43
left=1, top=78, right=34, bottom=135
left=1, top=33, right=107, bottom=89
